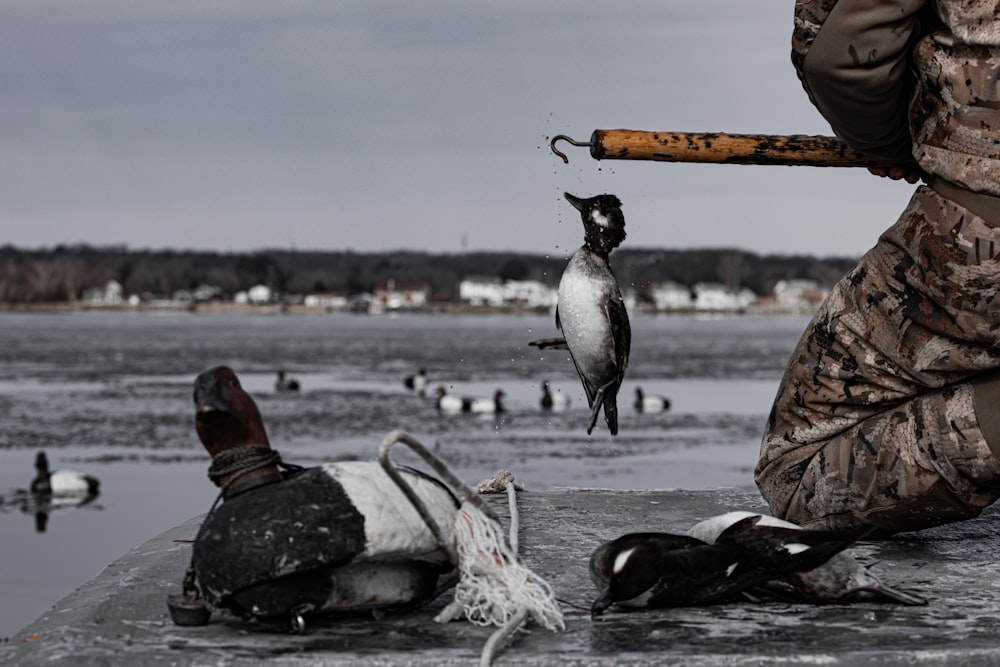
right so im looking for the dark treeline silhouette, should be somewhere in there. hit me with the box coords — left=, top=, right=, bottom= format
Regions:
left=0, top=244, right=859, bottom=303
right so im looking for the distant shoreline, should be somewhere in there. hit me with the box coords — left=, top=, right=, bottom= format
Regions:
left=0, top=301, right=812, bottom=317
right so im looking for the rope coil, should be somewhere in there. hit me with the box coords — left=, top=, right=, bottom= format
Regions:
left=379, top=431, right=565, bottom=666
left=207, top=444, right=283, bottom=486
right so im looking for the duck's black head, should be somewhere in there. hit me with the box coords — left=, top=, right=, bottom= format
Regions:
left=590, top=537, right=663, bottom=615
left=565, top=192, right=626, bottom=256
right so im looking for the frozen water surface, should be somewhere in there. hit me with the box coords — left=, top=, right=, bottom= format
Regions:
left=0, top=310, right=809, bottom=637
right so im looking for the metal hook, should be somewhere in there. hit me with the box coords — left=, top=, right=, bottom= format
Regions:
left=550, top=134, right=590, bottom=164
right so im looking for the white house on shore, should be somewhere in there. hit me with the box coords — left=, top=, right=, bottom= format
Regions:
left=234, top=284, right=273, bottom=305
left=304, top=292, right=349, bottom=310
left=372, top=279, right=430, bottom=310
left=649, top=281, right=693, bottom=311
left=772, top=279, right=827, bottom=310
left=458, top=276, right=556, bottom=308
left=81, top=280, right=124, bottom=305
left=691, top=282, right=758, bottom=312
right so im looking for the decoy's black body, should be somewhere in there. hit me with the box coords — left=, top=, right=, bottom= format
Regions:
left=589, top=516, right=870, bottom=615
left=538, top=192, right=630, bottom=435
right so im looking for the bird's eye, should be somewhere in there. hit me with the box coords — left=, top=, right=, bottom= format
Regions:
left=229, top=379, right=240, bottom=389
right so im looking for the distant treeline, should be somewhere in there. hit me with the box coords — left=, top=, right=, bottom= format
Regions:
left=0, top=244, right=859, bottom=303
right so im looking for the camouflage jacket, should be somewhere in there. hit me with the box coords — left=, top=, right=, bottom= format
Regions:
left=793, top=0, right=1000, bottom=196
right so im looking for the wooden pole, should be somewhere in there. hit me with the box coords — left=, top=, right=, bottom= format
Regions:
left=551, top=129, right=879, bottom=168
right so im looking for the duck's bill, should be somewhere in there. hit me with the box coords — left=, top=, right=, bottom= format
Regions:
left=564, top=192, right=585, bottom=211
left=591, top=588, right=614, bottom=616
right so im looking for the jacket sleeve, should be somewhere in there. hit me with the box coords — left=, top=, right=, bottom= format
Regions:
left=792, top=0, right=928, bottom=162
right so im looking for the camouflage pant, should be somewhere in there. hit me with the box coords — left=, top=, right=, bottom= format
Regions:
left=756, top=185, right=1000, bottom=534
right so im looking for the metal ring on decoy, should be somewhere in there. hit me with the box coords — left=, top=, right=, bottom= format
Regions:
left=550, top=135, right=590, bottom=164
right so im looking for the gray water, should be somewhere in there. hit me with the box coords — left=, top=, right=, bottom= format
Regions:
left=0, top=310, right=810, bottom=638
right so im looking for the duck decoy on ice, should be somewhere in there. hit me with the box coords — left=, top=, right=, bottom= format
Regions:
left=540, top=380, right=571, bottom=411
left=181, top=366, right=461, bottom=627
left=530, top=193, right=630, bottom=436
left=274, top=370, right=300, bottom=392
left=31, top=452, right=100, bottom=498
left=435, top=386, right=505, bottom=414
left=404, top=368, right=429, bottom=396
left=687, top=511, right=927, bottom=605
left=589, top=515, right=869, bottom=615
left=634, top=387, right=670, bottom=413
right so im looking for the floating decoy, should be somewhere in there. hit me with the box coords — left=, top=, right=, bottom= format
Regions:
left=531, top=193, right=630, bottom=435
left=540, top=381, right=571, bottom=411
left=687, top=511, right=927, bottom=605
left=31, top=451, right=100, bottom=497
left=274, top=370, right=300, bottom=392
left=404, top=368, right=429, bottom=396
left=436, top=386, right=505, bottom=414
left=634, top=387, right=670, bottom=413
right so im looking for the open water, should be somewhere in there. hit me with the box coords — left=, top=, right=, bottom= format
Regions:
left=0, top=310, right=810, bottom=638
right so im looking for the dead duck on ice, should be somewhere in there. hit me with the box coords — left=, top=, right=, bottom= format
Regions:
left=589, top=515, right=871, bottom=615
left=686, top=511, right=927, bottom=605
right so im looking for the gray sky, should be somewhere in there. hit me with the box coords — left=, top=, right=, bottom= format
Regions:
left=3, top=1, right=918, bottom=258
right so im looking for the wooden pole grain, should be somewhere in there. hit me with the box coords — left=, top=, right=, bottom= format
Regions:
left=551, top=130, right=879, bottom=168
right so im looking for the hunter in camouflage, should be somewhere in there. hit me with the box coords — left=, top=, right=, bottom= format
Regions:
left=756, top=0, right=1000, bottom=534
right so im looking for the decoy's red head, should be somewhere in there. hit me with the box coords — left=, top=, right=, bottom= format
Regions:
left=193, top=366, right=270, bottom=459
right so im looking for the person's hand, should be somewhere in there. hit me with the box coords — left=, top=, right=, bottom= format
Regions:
left=868, top=163, right=923, bottom=184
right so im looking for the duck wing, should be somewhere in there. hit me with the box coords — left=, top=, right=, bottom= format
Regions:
left=717, top=515, right=872, bottom=576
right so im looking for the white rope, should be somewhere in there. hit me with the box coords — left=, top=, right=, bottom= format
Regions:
left=378, top=436, right=564, bottom=667
left=480, top=607, right=528, bottom=667
left=506, top=482, right=519, bottom=555
left=464, top=471, right=564, bottom=667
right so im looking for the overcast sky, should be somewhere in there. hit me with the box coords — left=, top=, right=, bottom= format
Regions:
left=2, top=1, right=919, bottom=258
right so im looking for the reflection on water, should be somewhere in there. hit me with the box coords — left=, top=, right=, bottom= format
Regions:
left=0, top=311, right=810, bottom=638
left=0, top=488, right=102, bottom=533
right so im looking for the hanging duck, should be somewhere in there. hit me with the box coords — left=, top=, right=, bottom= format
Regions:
left=531, top=192, right=630, bottom=435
